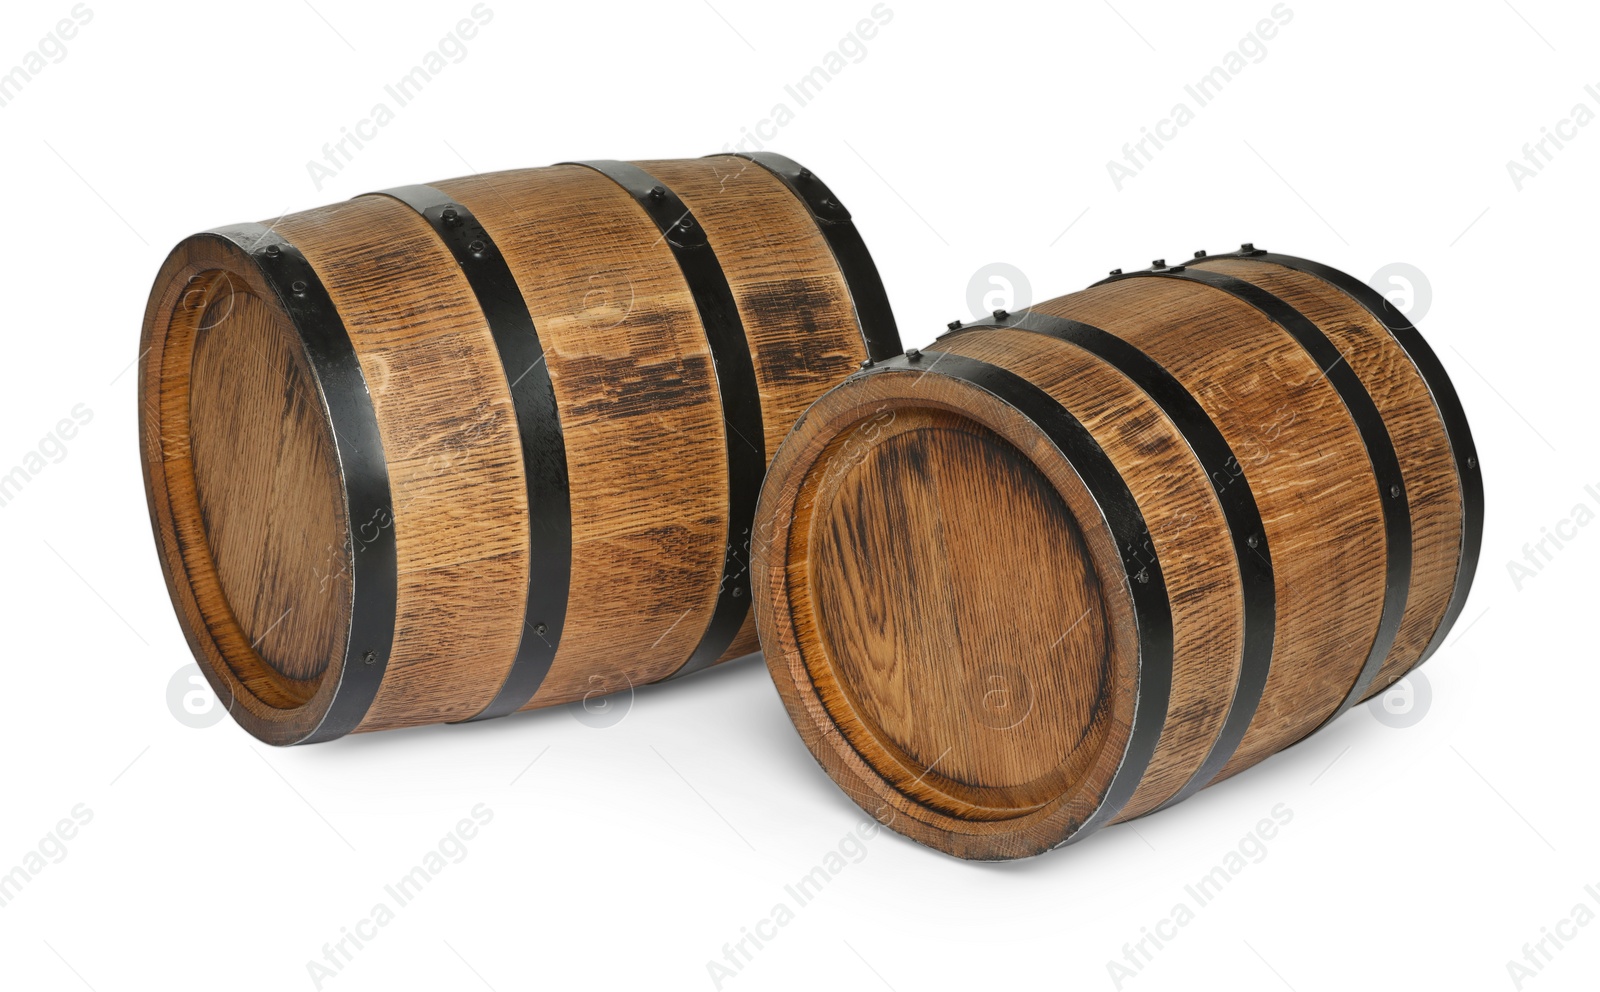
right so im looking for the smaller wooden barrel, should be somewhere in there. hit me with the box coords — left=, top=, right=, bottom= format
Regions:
left=140, top=153, right=899, bottom=745
left=752, top=246, right=1482, bottom=859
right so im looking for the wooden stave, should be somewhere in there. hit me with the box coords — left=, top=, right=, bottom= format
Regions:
left=140, top=231, right=390, bottom=745
left=562, top=158, right=770, bottom=681
left=714, top=152, right=902, bottom=365
left=1095, top=264, right=1414, bottom=742
left=1045, top=258, right=1476, bottom=774
left=139, top=156, right=897, bottom=744
left=1024, top=276, right=1389, bottom=782
left=631, top=154, right=902, bottom=672
left=262, top=195, right=535, bottom=733
left=365, top=183, right=570, bottom=723
left=1188, top=249, right=1481, bottom=690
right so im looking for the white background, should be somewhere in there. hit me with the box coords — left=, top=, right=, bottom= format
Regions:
left=2, top=1, right=1596, bottom=989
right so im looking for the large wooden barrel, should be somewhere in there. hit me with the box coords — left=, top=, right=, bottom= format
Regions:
left=752, top=246, right=1482, bottom=859
left=140, top=153, right=900, bottom=745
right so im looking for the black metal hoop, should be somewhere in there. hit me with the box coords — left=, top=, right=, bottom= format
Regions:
left=858, top=350, right=1175, bottom=846
left=370, top=184, right=572, bottom=721
left=717, top=151, right=903, bottom=363
left=1099, top=263, right=1412, bottom=732
left=569, top=160, right=766, bottom=680
left=1192, top=246, right=1482, bottom=674
left=211, top=222, right=398, bottom=744
left=940, top=311, right=1274, bottom=810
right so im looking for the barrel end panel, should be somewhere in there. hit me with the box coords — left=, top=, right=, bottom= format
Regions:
left=140, top=232, right=358, bottom=745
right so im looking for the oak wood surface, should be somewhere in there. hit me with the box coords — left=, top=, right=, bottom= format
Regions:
left=934, top=328, right=1245, bottom=820
left=142, top=240, right=348, bottom=744
left=278, top=197, right=531, bottom=730
left=756, top=369, right=1142, bottom=859
left=1043, top=279, right=1387, bottom=781
left=806, top=408, right=1112, bottom=816
left=637, top=156, right=873, bottom=662
left=1196, top=257, right=1462, bottom=696
left=141, top=157, right=886, bottom=743
left=752, top=261, right=1470, bottom=858
left=188, top=289, right=349, bottom=683
left=439, top=166, right=729, bottom=706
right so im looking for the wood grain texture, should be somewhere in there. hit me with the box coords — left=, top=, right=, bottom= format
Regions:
left=934, top=328, right=1245, bottom=820
left=807, top=409, right=1113, bottom=816
left=754, top=369, right=1143, bottom=860
left=637, top=156, right=873, bottom=664
left=141, top=239, right=349, bottom=744
left=1039, top=279, right=1387, bottom=781
left=140, top=157, right=888, bottom=743
left=751, top=258, right=1478, bottom=858
left=189, top=290, right=349, bottom=682
left=1195, top=257, right=1462, bottom=697
left=277, top=197, right=531, bottom=730
left=438, top=166, right=729, bottom=705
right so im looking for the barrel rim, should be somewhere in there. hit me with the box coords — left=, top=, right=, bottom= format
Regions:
left=756, top=351, right=1174, bottom=856
left=881, top=352, right=1174, bottom=849
left=138, top=225, right=398, bottom=745
left=212, top=223, right=398, bottom=744
left=364, top=184, right=572, bottom=722
left=1096, top=262, right=1413, bottom=740
left=141, top=244, right=328, bottom=743
left=939, top=311, right=1277, bottom=814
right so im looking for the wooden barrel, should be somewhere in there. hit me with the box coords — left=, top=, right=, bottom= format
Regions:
left=752, top=245, right=1482, bottom=859
left=140, top=153, right=900, bottom=745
